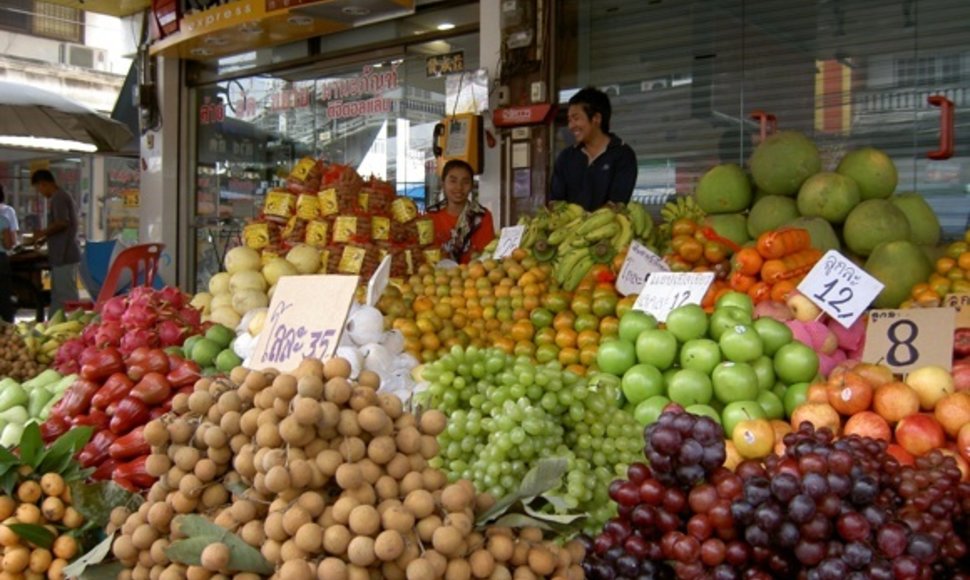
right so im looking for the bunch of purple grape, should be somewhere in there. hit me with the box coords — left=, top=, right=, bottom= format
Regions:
left=642, top=409, right=725, bottom=489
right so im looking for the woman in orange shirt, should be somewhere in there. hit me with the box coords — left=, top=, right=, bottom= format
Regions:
left=427, top=159, right=496, bottom=264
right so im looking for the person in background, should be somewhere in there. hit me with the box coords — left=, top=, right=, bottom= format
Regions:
left=0, top=185, right=18, bottom=247
left=0, top=211, right=14, bottom=322
left=31, top=170, right=81, bottom=317
left=551, top=86, right=638, bottom=211
left=428, top=159, right=496, bottom=264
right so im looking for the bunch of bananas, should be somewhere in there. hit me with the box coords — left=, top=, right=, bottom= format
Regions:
left=655, top=195, right=706, bottom=254
left=16, top=309, right=95, bottom=366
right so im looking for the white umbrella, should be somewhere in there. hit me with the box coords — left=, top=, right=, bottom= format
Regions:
left=0, top=80, right=133, bottom=153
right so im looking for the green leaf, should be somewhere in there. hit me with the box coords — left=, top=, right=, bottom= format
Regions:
left=0, top=445, right=19, bottom=468
left=165, top=536, right=210, bottom=566
left=492, top=513, right=554, bottom=530
left=70, top=481, right=144, bottom=529
left=63, top=532, right=114, bottom=578
left=517, top=457, right=568, bottom=499
left=36, top=426, right=92, bottom=475
left=18, top=422, right=44, bottom=468
left=172, top=516, right=274, bottom=574
left=8, top=523, right=54, bottom=549
left=79, top=562, right=126, bottom=580
left=225, top=480, right=249, bottom=497
left=522, top=503, right=586, bottom=526
left=0, top=469, right=18, bottom=497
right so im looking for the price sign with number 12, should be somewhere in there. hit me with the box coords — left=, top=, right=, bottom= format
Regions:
left=797, top=250, right=884, bottom=328
left=249, top=275, right=359, bottom=373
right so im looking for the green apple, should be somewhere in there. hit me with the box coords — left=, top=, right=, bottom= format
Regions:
left=715, top=291, right=754, bottom=317
left=666, top=368, right=714, bottom=406
left=772, top=382, right=787, bottom=400
left=621, top=364, right=665, bottom=405
left=597, top=339, right=637, bottom=376
left=751, top=356, right=776, bottom=392
left=619, top=310, right=658, bottom=343
left=719, top=325, right=764, bottom=363
left=709, top=306, right=753, bottom=341
left=685, top=404, right=723, bottom=426
left=679, top=338, right=722, bottom=376
left=757, top=390, right=785, bottom=420
left=753, top=317, right=794, bottom=357
left=721, top=400, right=767, bottom=439
left=634, top=395, right=671, bottom=426
left=783, top=382, right=810, bottom=417
left=712, top=362, right=760, bottom=403
left=635, top=329, right=678, bottom=370
left=665, top=304, right=709, bottom=343
left=773, top=342, right=819, bottom=384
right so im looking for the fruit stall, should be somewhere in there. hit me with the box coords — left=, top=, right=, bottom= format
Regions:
left=0, top=131, right=967, bottom=579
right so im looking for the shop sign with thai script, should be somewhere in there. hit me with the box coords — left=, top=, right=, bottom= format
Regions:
left=199, top=96, right=226, bottom=125
left=319, top=65, right=398, bottom=121
left=426, top=51, right=465, bottom=77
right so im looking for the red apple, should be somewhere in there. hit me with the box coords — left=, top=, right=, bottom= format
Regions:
left=952, top=362, right=970, bottom=393
left=958, top=423, right=970, bottom=464
left=872, top=381, right=920, bottom=424
left=895, top=414, right=946, bottom=457
left=886, top=443, right=915, bottom=466
left=826, top=371, right=873, bottom=416
left=933, top=392, right=970, bottom=437
left=843, top=411, right=891, bottom=442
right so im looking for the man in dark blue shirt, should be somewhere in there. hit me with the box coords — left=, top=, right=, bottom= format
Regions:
left=551, top=87, right=638, bottom=211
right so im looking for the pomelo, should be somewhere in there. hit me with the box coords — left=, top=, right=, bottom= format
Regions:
left=836, top=147, right=897, bottom=200
left=842, top=199, right=911, bottom=257
left=747, top=195, right=800, bottom=239
left=703, top=213, right=750, bottom=247
left=796, top=172, right=860, bottom=224
left=696, top=164, right=752, bottom=214
left=865, top=240, right=933, bottom=308
left=785, top=216, right=841, bottom=252
left=891, top=192, right=941, bottom=246
left=749, top=131, right=821, bottom=196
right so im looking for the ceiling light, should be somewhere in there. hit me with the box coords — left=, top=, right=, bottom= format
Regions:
left=204, top=35, right=229, bottom=46
left=0, top=136, right=97, bottom=153
left=190, top=47, right=212, bottom=57
left=342, top=6, right=371, bottom=16
left=437, top=22, right=455, bottom=31
left=287, top=15, right=314, bottom=25
left=239, top=22, right=262, bottom=34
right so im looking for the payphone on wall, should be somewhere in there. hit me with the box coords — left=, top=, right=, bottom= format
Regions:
left=433, top=113, right=484, bottom=175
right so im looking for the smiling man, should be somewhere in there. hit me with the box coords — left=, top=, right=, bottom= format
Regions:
left=550, top=86, right=638, bottom=211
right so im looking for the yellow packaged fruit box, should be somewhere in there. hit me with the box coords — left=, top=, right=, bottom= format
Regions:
left=243, top=223, right=271, bottom=250
left=391, top=197, right=418, bottom=224
left=415, top=218, right=435, bottom=246
left=338, top=245, right=367, bottom=274
left=372, top=216, right=390, bottom=241
left=318, top=188, right=339, bottom=217
left=289, top=157, right=317, bottom=182
left=296, top=194, right=320, bottom=220
left=305, top=220, right=330, bottom=248
left=334, top=216, right=358, bottom=243
left=263, top=190, right=296, bottom=222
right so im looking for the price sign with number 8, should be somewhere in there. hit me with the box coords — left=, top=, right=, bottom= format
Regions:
left=862, top=308, right=955, bottom=374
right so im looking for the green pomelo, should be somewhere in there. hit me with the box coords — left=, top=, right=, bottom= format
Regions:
left=891, top=192, right=941, bottom=247
left=749, top=131, right=821, bottom=196
left=836, top=147, right=898, bottom=200
left=703, top=213, right=751, bottom=247
left=843, top=199, right=911, bottom=257
left=696, top=164, right=752, bottom=214
left=205, top=324, right=236, bottom=349
left=216, top=349, right=243, bottom=373
left=785, top=216, right=841, bottom=252
left=865, top=240, right=933, bottom=308
left=191, top=338, right=222, bottom=368
left=796, top=172, right=860, bottom=224
left=746, top=195, right=801, bottom=239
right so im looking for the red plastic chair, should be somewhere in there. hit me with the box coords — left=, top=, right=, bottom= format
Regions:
left=64, top=243, right=165, bottom=312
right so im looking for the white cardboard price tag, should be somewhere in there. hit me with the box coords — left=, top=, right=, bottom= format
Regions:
left=797, top=250, right=884, bottom=328
left=633, top=272, right=715, bottom=322
left=862, top=308, right=955, bottom=373
left=943, top=293, right=970, bottom=328
left=366, top=255, right=393, bottom=307
left=615, top=241, right=670, bottom=296
left=249, top=275, right=359, bottom=373
left=493, top=225, right=525, bottom=259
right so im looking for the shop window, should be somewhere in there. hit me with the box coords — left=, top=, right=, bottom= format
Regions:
left=0, top=1, right=81, bottom=42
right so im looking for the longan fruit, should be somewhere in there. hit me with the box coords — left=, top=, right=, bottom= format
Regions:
left=357, top=370, right=380, bottom=389
left=527, top=546, right=556, bottom=576
left=445, top=512, right=473, bottom=537
left=469, top=549, right=496, bottom=579
left=335, top=463, right=363, bottom=490
left=519, top=527, right=543, bottom=543
left=404, top=489, right=435, bottom=519
left=348, top=505, right=380, bottom=536
left=52, top=535, right=78, bottom=560
left=29, top=547, right=52, bottom=573
left=296, top=375, right=325, bottom=398
left=3, top=545, right=29, bottom=573
left=278, top=560, right=314, bottom=580
left=332, top=497, right=360, bottom=524
left=150, top=538, right=170, bottom=566
left=378, top=393, right=404, bottom=419
left=441, top=484, right=473, bottom=513
left=487, top=535, right=514, bottom=563
left=432, top=526, right=463, bottom=557
left=264, top=512, right=287, bottom=543
left=280, top=538, right=307, bottom=562
left=294, top=522, right=323, bottom=553
left=406, top=558, right=435, bottom=580
left=282, top=506, right=312, bottom=536
left=367, top=436, right=396, bottom=465
left=510, top=542, right=530, bottom=567
left=357, top=406, right=389, bottom=433
left=272, top=373, right=298, bottom=400
left=324, top=358, right=351, bottom=379
left=293, top=397, right=322, bottom=426
left=201, top=485, right=229, bottom=510
left=39, top=473, right=66, bottom=498
left=419, top=435, right=439, bottom=459
left=422, top=468, right=447, bottom=492
left=261, top=539, right=282, bottom=564
left=418, top=410, right=446, bottom=436
left=200, top=543, right=229, bottom=572
left=374, top=530, right=405, bottom=562
left=324, top=377, right=352, bottom=404
left=239, top=521, right=265, bottom=547
left=381, top=506, right=415, bottom=534
left=16, top=502, right=41, bottom=524
left=416, top=515, right=442, bottom=543
left=147, top=502, right=174, bottom=531
left=445, top=558, right=472, bottom=580
left=132, top=524, right=159, bottom=551
left=395, top=427, right=421, bottom=455
left=399, top=472, right=424, bottom=496
left=317, top=557, right=348, bottom=580
left=62, top=506, right=83, bottom=528
left=387, top=454, right=412, bottom=480
left=41, top=496, right=65, bottom=522
left=322, top=524, right=352, bottom=555
left=112, top=534, right=138, bottom=561
left=338, top=438, right=367, bottom=462
left=375, top=475, right=399, bottom=500
left=564, top=539, right=586, bottom=565
left=337, top=409, right=361, bottom=437
left=347, top=536, right=376, bottom=567
left=264, top=465, right=291, bottom=494
left=146, top=454, right=172, bottom=478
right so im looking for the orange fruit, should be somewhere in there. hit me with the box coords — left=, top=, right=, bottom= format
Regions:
left=579, top=344, right=598, bottom=367
left=577, top=330, right=600, bottom=350
left=558, top=347, right=580, bottom=366
left=493, top=337, right=515, bottom=354
left=616, top=295, right=638, bottom=319
left=936, top=256, right=957, bottom=275
left=573, top=313, right=600, bottom=333
left=555, top=329, right=578, bottom=349
left=599, top=316, right=620, bottom=337
left=542, top=291, right=570, bottom=313
left=510, top=320, right=535, bottom=342
left=513, top=340, right=536, bottom=358
left=571, top=294, right=592, bottom=316
left=535, top=344, right=560, bottom=364
left=959, top=252, right=970, bottom=272
left=534, top=327, right=556, bottom=346
left=553, top=311, right=576, bottom=332
left=591, top=293, right=619, bottom=318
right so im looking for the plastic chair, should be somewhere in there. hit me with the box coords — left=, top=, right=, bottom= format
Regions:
left=64, top=243, right=165, bottom=312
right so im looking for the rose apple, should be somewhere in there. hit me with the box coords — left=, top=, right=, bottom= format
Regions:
left=712, top=362, right=760, bottom=404
left=786, top=291, right=822, bottom=322
left=905, top=365, right=955, bottom=411
left=843, top=411, right=891, bottom=442
left=732, top=418, right=775, bottom=459
left=665, top=304, right=709, bottom=343
left=872, top=381, right=920, bottom=424
left=790, top=402, right=841, bottom=435
left=719, top=325, right=764, bottom=363
left=895, top=414, right=946, bottom=457
left=752, top=317, right=793, bottom=357
left=773, top=342, right=819, bottom=385
left=597, top=339, right=637, bottom=375
left=679, top=338, right=722, bottom=376
left=618, top=310, right=658, bottom=343
left=635, top=329, right=678, bottom=370
left=621, top=363, right=666, bottom=405
left=666, top=368, right=714, bottom=406
left=933, top=392, right=970, bottom=437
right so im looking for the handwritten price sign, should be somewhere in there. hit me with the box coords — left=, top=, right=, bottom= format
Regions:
left=616, top=241, right=670, bottom=296
left=494, top=225, right=525, bottom=259
left=249, top=275, right=359, bottom=372
left=797, top=250, right=884, bottom=328
left=943, top=293, right=970, bottom=328
left=862, top=308, right=955, bottom=373
left=633, top=272, right=715, bottom=322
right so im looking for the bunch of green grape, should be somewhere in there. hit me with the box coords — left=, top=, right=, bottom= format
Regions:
left=418, top=346, right=643, bottom=529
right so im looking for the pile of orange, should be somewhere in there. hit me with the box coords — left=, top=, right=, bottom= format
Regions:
left=377, top=250, right=635, bottom=375
left=664, top=218, right=733, bottom=274
left=906, top=230, right=970, bottom=307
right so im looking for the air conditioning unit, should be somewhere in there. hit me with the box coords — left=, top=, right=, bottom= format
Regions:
left=641, top=78, right=670, bottom=92
left=59, top=43, right=107, bottom=71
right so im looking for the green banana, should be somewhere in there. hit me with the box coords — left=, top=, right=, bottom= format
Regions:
left=43, top=321, right=81, bottom=336
left=627, top=202, right=649, bottom=237
left=584, top=221, right=620, bottom=243
left=562, top=255, right=594, bottom=291
left=611, top=214, right=634, bottom=250
left=555, top=247, right=592, bottom=284
left=548, top=217, right=583, bottom=245
left=576, top=208, right=617, bottom=236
